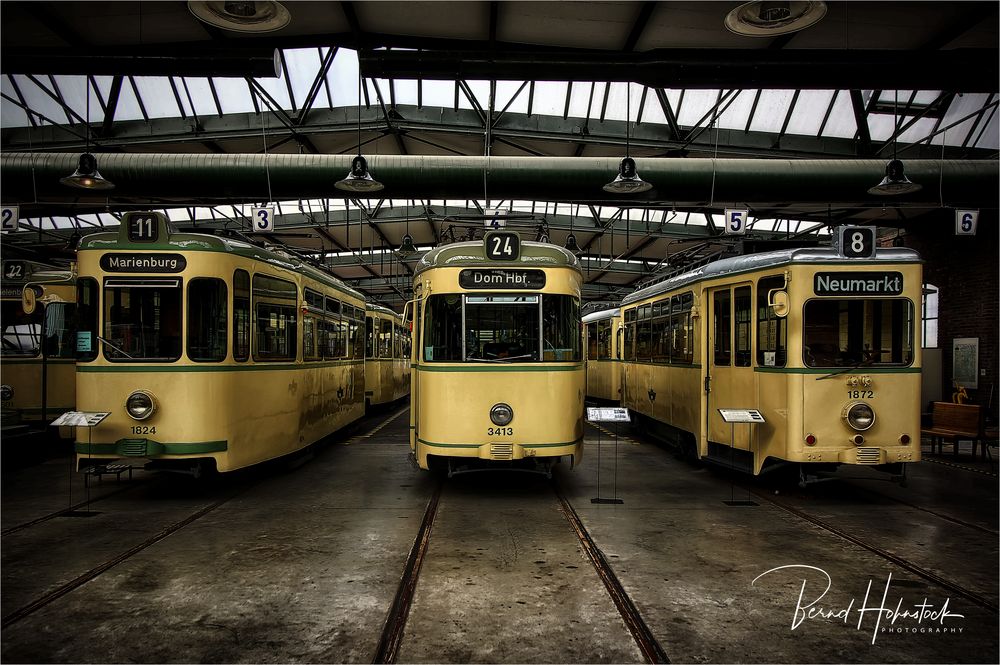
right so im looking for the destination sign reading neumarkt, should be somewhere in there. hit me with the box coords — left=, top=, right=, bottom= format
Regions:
left=100, top=253, right=187, bottom=273
left=814, top=271, right=903, bottom=296
left=459, top=269, right=546, bottom=289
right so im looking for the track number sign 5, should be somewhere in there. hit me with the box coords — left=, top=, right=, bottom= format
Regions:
left=724, top=209, right=748, bottom=235
left=485, top=231, right=520, bottom=261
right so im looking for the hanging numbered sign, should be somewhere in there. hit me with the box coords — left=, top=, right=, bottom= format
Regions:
left=955, top=210, right=979, bottom=236
left=837, top=226, right=876, bottom=258
left=1, top=206, right=19, bottom=231
left=484, top=231, right=520, bottom=261
left=485, top=208, right=507, bottom=229
left=723, top=208, right=748, bottom=235
left=251, top=206, right=275, bottom=233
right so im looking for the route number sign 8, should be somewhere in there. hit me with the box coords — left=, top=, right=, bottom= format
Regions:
left=838, top=226, right=876, bottom=258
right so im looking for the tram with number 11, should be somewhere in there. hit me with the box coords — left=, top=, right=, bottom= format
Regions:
left=408, top=230, right=585, bottom=474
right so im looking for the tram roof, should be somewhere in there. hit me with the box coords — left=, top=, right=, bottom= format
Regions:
left=78, top=231, right=365, bottom=302
left=621, top=247, right=923, bottom=307
left=582, top=308, right=620, bottom=323
left=366, top=302, right=401, bottom=318
left=414, top=240, right=581, bottom=277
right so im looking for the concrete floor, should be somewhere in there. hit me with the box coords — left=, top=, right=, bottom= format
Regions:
left=1, top=407, right=997, bottom=664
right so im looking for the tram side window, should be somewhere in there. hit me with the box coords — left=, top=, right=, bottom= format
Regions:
left=187, top=278, right=227, bottom=362
left=756, top=275, right=786, bottom=367
left=597, top=319, right=612, bottom=360
left=43, top=302, right=78, bottom=359
left=636, top=305, right=652, bottom=361
left=233, top=270, right=250, bottom=362
left=76, top=278, right=99, bottom=361
left=652, top=298, right=670, bottom=364
left=303, top=317, right=320, bottom=361
left=424, top=296, right=462, bottom=362
left=253, top=274, right=297, bottom=362
left=670, top=293, right=694, bottom=365
left=1, top=299, right=42, bottom=358
left=542, top=295, right=581, bottom=362
left=587, top=323, right=599, bottom=360
left=104, top=278, right=182, bottom=362
left=734, top=286, right=752, bottom=367
left=351, top=313, right=364, bottom=359
left=623, top=309, right=635, bottom=361
left=380, top=319, right=393, bottom=358
left=713, top=290, right=731, bottom=366
left=365, top=316, right=375, bottom=359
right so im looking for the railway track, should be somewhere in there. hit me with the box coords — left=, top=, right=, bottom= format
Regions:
left=371, top=473, right=670, bottom=664
left=0, top=479, right=151, bottom=537
left=749, top=487, right=1000, bottom=614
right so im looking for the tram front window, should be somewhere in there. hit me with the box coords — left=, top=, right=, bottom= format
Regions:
left=1, top=301, right=42, bottom=357
left=103, top=279, right=182, bottom=362
left=803, top=299, right=914, bottom=368
left=423, top=293, right=580, bottom=363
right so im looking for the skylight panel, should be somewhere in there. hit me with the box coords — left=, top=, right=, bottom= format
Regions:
left=422, top=80, right=454, bottom=109
left=934, top=92, right=993, bottom=146
left=105, top=76, right=144, bottom=122
left=820, top=91, right=857, bottom=139
left=1, top=88, right=29, bottom=126
left=393, top=79, right=418, bottom=106
left=748, top=90, right=794, bottom=133
left=531, top=81, right=568, bottom=116
left=212, top=77, right=255, bottom=115
left=328, top=49, right=360, bottom=107
left=13, top=75, right=73, bottom=126
left=717, top=89, right=754, bottom=129
left=784, top=91, right=834, bottom=136
left=182, top=78, right=217, bottom=117
left=496, top=81, right=529, bottom=114
left=282, top=48, right=321, bottom=110
left=897, top=117, right=938, bottom=144
left=640, top=90, right=667, bottom=124
left=460, top=80, right=490, bottom=111
left=567, top=82, right=594, bottom=119
left=133, top=76, right=184, bottom=119
left=254, top=75, right=292, bottom=111
left=674, top=90, right=717, bottom=128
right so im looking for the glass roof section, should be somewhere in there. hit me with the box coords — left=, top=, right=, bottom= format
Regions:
left=2, top=48, right=997, bottom=150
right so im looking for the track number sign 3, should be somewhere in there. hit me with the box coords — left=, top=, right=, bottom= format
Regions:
left=485, top=231, right=520, bottom=261
left=252, top=207, right=275, bottom=233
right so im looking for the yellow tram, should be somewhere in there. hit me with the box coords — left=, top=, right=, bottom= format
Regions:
left=583, top=307, right=622, bottom=403
left=408, top=231, right=585, bottom=473
left=72, top=211, right=367, bottom=474
left=619, top=231, right=922, bottom=481
left=2, top=261, right=76, bottom=431
left=364, top=303, right=411, bottom=408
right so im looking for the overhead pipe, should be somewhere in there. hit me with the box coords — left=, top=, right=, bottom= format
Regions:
left=1, top=152, right=996, bottom=207
left=0, top=48, right=281, bottom=77
left=359, top=48, right=999, bottom=93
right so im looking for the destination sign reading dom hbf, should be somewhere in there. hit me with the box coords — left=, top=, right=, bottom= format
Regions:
left=814, top=271, right=903, bottom=296
left=100, top=253, right=187, bottom=273
left=459, top=269, right=546, bottom=289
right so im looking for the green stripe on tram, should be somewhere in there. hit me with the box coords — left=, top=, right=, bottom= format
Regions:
left=77, top=360, right=360, bottom=373
left=753, top=366, right=921, bottom=374
left=417, top=438, right=580, bottom=449
left=0, top=358, right=77, bottom=365
left=75, top=439, right=228, bottom=456
left=412, top=363, right=582, bottom=373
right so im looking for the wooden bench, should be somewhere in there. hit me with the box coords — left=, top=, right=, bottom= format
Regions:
left=83, top=463, right=133, bottom=486
left=921, top=402, right=985, bottom=458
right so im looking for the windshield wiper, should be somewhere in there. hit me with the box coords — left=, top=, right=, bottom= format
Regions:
left=817, top=354, right=876, bottom=380
left=96, top=335, right=135, bottom=359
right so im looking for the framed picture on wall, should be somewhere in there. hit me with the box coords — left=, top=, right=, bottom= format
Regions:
left=952, top=337, right=979, bottom=390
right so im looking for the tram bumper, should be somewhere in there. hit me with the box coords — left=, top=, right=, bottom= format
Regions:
left=835, top=446, right=918, bottom=465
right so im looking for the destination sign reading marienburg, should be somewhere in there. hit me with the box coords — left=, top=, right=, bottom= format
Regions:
left=814, top=271, right=903, bottom=296
left=459, top=269, right=546, bottom=289
left=100, top=253, right=187, bottom=273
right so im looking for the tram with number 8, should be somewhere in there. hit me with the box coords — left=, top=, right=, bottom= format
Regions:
left=2, top=261, right=76, bottom=435
left=365, top=303, right=411, bottom=408
left=408, top=230, right=585, bottom=474
left=72, top=211, right=367, bottom=475
left=618, top=227, right=922, bottom=482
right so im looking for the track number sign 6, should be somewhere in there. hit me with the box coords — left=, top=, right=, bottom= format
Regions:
left=485, top=231, right=520, bottom=261
left=838, top=226, right=876, bottom=259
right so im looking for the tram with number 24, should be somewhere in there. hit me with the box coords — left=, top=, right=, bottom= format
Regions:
left=617, top=227, right=922, bottom=482
left=408, top=230, right=584, bottom=474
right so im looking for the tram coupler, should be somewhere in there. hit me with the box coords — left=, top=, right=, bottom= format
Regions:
left=798, top=466, right=837, bottom=488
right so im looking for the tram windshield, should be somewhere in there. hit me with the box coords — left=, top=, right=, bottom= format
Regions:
left=803, top=299, right=914, bottom=368
left=1, top=301, right=42, bottom=357
left=103, top=278, right=182, bottom=362
left=423, top=293, right=581, bottom=363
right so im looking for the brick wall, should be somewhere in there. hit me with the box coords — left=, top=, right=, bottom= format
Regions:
left=902, top=210, right=999, bottom=421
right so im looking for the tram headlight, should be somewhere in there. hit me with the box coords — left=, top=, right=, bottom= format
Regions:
left=490, top=403, right=514, bottom=426
left=844, top=402, right=875, bottom=431
left=125, top=390, right=156, bottom=421
left=1, top=384, right=13, bottom=402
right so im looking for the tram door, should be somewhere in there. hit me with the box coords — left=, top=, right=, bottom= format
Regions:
left=705, top=285, right=754, bottom=450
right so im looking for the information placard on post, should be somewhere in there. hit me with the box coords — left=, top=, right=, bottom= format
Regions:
left=50, top=411, right=111, bottom=427
left=717, top=408, right=765, bottom=424
left=587, top=407, right=631, bottom=423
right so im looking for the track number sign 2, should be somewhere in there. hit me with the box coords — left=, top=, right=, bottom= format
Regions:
left=724, top=209, right=748, bottom=235
left=1, top=206, right=19, bottom=231
left=252, top=207, right=275, bottom=233
left=485, top=231, right=520, bottom=261
left=838, top=226, right=876, bottom=258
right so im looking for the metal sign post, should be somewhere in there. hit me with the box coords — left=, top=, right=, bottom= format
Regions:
left=50, top=411, right=111, bottom=516
left=587, top=407, right=630, bottom=505
left=717, top=408, right=764, bottom=507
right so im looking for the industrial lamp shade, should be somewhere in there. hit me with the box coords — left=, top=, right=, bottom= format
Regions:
left=603, top=156, right=652, bottom=194
left=564, top=233, right=581, bottom=254
left=397, top=233, right=417, bottom=256
left=867, top=159, right=922, bottom=196
left=59, top=153, right=115, bottom=190
left=335, top=155, right=384, bottom=193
